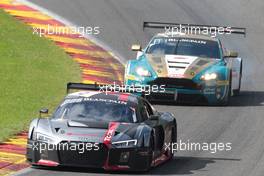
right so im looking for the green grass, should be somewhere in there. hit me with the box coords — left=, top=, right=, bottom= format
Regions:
left=0, top=10, right=81, bottom=141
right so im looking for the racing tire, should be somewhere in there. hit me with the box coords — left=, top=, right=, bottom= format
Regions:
left=172, top=121, right=177, bottom=143
left=146, top=134, right=155, bottom=171
left=219, top=72, right=232, bottom=106
left=168, top=125, right=176, bottom=160
left=233, top=62, right=242, bottom=96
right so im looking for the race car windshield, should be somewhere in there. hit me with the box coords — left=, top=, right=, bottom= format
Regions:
left=53, top=98, right=137, bottom=123
left=146, top=37, right=221, bottom=59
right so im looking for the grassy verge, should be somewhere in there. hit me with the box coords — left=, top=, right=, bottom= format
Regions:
left=0, top=10, right=81, bottom=141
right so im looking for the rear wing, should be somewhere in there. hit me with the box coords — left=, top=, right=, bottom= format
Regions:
left=67, top=82, right=148, bottom=97
left=67, top=82, right=100, bottom=93
left=143, top=21, right=246, bottom=37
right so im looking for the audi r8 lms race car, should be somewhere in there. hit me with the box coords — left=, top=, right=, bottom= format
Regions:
left=26, top=83, right=177, bottom=171
left=125, top=22, right=245, bottom=105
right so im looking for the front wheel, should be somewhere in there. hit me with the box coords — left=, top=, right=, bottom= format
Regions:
left=233, top=62, right=242, bottom=96
left=168, top=125, right=176, bottom=160
left=219, top=72, right=232, bottom=106
left=146, top=135, right=155, bottom=171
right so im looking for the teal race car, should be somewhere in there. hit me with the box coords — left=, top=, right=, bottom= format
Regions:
left=124, top=22, right=245, bottom=105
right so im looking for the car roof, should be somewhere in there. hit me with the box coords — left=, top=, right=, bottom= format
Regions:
left=66, top=91, right=140, bottom=106
left=155, top=32, right=219, bottom=42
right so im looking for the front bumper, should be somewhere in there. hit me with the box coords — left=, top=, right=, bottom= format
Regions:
left=26, top=140, right=152, bottom=171
left=126, top=77, right=229, bottom=104
left=146, top=90, right=208, bottom=104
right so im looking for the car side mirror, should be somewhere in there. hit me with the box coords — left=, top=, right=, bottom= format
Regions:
left=131, top=44, right=142, bottom=51
left=149, top=115, right=159, bottom=121
left=39, top=108, right=49, bottom=118
left=224, top=51, right=238, bottom=58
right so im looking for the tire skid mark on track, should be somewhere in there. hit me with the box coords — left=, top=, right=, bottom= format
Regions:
left=0, top=0, right=125, bottom=175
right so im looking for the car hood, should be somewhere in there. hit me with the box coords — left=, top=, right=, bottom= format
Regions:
left=40, top=119, right=143, bottom=144
left=145, top=54, right=218, bottom=79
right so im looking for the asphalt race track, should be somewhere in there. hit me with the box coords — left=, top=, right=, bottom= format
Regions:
left=16, top=0, right=264, bottom=176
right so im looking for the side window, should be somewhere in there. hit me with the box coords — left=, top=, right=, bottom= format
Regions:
left=138, top=100, right=149, bottom=121
left=143, top=100, right=154, bottom=117
left=218, top=40, right=225, bottom=58
left=144, top=106, right=150, bottom=118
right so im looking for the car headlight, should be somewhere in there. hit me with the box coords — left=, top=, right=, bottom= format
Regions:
left=136, top=67, right=151, bottom=77
left=201, top=73, right=217, bottom=81
left=36, top=133, right=53, bottom=143
left=112, top=139, right=137, bottom=147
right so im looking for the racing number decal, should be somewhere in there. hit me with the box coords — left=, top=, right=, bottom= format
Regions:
left=104, top=129, right=115, bottom=142
left=103, top=122, right=119, bottom=146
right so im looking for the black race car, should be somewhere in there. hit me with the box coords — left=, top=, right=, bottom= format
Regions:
left=26, top=83, right=177, bottom=171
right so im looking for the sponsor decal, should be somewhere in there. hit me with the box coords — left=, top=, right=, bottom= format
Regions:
left=61, top=97, right=127, bottom=106
left=181, top=39, right=207, bottom=44
left=103, top=122, right=119, bottom=146
left=168, top=74, right=185, bottom=78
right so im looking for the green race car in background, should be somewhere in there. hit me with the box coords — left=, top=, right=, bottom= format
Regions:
left=125, top=22, right=245, bottom=105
